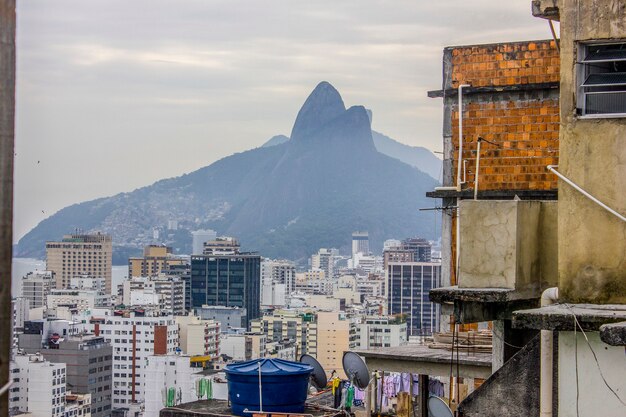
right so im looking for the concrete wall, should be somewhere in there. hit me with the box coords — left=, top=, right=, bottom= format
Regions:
left=557, top=0, right=626, bottom=303
left=459, top=335, right=543, bottom=417
left=558, top=331, right=626, bottom=417
left=459, top=200, right=558, bottom=293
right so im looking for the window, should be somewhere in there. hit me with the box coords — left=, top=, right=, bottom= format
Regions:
left=578, top=41, right=626, bottom=116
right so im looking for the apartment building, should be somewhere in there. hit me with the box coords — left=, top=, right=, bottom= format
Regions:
left=10, top=353, right=67, bottom=417
left=21, top=270, right=54, bottom=308
left=354, top=316, right=407, bottom=349
left=311, top=248, right=334, bottom=279
left=175, top=314, right=220, bottom=357
left=386, top=262, right=441, bottom=336
left=121, top=276, right=185, bottom=315
left=127, top=245, right=187, bottom=278
left=25, top=335, right=113, bottom=417
left=250, top=310, right=317, bottom=357
left=144, top=355, right=206, bottom=416
left=316, top=311, right=357, bottom=379
left=45, top=233, right=112, bottom=292
left=94, top=310, right=178, bottom=409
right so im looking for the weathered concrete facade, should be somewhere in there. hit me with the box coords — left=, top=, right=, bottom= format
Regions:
left=555, top=0, right=626, bottom=303
left=459, top=200, right=558, bottom=293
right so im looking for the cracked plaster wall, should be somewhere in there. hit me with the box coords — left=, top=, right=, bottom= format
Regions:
left=459, top=200, right=557, bottom=293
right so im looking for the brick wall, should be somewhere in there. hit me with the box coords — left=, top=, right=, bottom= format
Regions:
left=447, top=40, right=560, bottom=191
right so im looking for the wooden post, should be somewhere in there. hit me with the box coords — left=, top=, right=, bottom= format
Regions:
left=0, top=1, right=15, bottom=416
left=419, top=374, right=429, bottom=417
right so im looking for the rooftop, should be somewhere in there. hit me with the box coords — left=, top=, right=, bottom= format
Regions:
left=159, top=399, right=343, bottom=417
left=353, top=343, right=492, bottom=379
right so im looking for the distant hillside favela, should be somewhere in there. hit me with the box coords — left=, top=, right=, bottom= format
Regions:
left=16, top=82, right=441, bottom=263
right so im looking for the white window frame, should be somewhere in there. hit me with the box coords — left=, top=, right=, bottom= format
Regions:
left=577, top=40, right=626, bottom=118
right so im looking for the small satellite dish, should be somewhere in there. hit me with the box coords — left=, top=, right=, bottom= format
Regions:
left=299, top=354, right=327, bottom=390
left=427, top=396, right=453, bottom=417
left=342, top=351, right=370, bottom=389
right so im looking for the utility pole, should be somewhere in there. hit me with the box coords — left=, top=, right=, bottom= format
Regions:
left=0, top=0, right=15, bottom=416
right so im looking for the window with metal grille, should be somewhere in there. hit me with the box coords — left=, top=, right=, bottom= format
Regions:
left=578, top=41, right=626, bottom=116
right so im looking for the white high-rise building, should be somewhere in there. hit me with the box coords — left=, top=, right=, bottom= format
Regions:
left=95, top=310, right=178, bottom=408
left=144, top=354, right=207, bottom=416
left=191, top=229, right=217, bottom=255
left=21, top=271, right=54, bottom=309
left=311, top=248, right=334, bottom=280
left=46, top=288, right=110, bottom=313
left=352, top=231, right=370, bottom=256
left=121, top=276, right=185, bottom=315
left=10, top=353, right=67, bottom=417
left=261, top=259, right=296, bottom=307
left=355, top=316, right=408, bottom=349
left=12, top=297, right=30, bottom=334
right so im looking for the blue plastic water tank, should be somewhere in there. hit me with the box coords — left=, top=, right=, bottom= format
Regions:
left=225, top=358, right=313, bottom=416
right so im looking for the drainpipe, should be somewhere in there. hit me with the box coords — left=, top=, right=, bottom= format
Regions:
left=455, top=85, right=470, bottom=286
left=540, top=287, right=559, bottom=417
left=456, top=84, right=470, bottom=192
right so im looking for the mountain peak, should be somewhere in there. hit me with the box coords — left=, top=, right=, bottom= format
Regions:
left=290, top=81, right=346, bottom=141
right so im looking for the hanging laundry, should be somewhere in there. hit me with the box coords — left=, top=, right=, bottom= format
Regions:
left=429, top=378, right=445, bottom=397
left=354, top=387, right=365, bottom=401
left=412, top=374, right=420, bottom=396
left=400, top=373, right=412, bottom=393
left=345, top=384, right=355, bottom=410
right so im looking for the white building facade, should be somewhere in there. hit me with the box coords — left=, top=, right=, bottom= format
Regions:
left=10, top=353, right=67, bottom=417
left=96, top=312, right=178, bottom=409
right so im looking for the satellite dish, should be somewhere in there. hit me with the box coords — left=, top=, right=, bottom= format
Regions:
left=427, top=396, right=453, bottom=417
left=299, top=354, right=327, bottom=390
left=342, top=351, right=370, bottom=389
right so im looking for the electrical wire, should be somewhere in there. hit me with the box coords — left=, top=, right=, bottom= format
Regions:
left=489, top=328, right=525, bottom=350
left=563, top=303, right=626, bottom=408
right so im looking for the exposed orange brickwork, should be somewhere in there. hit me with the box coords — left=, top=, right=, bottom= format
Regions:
left=449, top=40, right=560, bottom=191
left=450, top=40, right=560, bottom=88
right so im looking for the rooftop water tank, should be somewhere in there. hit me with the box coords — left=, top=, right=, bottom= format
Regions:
left=225, top=358, right=313, bottom=416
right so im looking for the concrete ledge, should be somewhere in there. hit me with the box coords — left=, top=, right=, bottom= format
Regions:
left=512, top=304, right=626, bottom=331
left=425, top=189, right=557, bottom=200
left=430, top=286, right=540, bottom=323
left=430, top=286, right=535, bottom=303
left=599, top=321, right=626, bottom=346
left=427, top=82, right=559, bottom=98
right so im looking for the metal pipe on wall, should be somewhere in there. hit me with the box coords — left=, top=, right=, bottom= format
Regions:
left=455, top=85, right=470, bottom=287
left=540, top=287, right=559, bottom=417
left=0, top=1, right=15, bottom=416
left=456, top=84, right=471, bottom=192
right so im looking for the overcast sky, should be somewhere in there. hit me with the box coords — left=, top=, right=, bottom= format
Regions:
left=14, top=0, right=553, bottom=243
